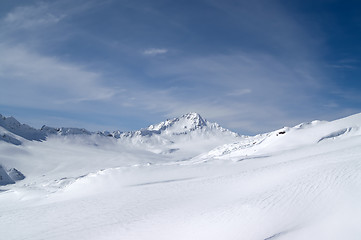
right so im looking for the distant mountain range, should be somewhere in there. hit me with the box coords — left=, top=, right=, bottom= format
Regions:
left=0, top=112, right=239, bottom=145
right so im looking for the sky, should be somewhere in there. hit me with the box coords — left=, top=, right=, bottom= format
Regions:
left=1, top=0, right=361, bottom=134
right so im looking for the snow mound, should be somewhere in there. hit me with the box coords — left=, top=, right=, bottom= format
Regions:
left=317, top=127, right=355, bottom=142
left=294, top=120, right=327, bottom=129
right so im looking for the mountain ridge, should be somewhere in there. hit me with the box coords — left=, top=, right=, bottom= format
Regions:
left=0, top=114, right=46, bottom=141
left=0, top=112, right=239, bottom=145
left=2, top=112, right=361, bottom=150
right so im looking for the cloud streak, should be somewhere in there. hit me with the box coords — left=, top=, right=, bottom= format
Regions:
left=0, top=44, right=116, bottom=109
left=4, top=3, right=66, bottom=29
left=143, top=48, right=168, bottom=56
left=227, top=89, right=252, bottom=96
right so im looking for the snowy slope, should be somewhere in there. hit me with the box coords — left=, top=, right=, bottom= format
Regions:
left=197, top=113, right=361, bottom=162
left=0, top=114, right=46, bottom=141
left=0, top=112, right=361, bottom=240
left=0, top=126, right=22, bottom=145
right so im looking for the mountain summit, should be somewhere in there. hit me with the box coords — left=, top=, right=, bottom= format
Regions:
left=147, top=112, right=207, bottom=132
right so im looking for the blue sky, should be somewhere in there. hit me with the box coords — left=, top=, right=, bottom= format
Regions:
left=1, top=0, right=360, bottom=134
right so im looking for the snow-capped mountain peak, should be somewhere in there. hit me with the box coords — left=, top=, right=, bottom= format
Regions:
left=0, top=114, right=46, bottom=141
left=180, top=112, right=207, bottom=126
left=147, top=112, right=208, bottom=132
left=103, top=112, right=240, bottom=157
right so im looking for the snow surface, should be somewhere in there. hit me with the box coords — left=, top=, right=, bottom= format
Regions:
left=1, top=112, right=361, bottom=239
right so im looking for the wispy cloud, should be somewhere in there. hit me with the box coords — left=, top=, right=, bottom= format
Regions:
left=328, top=64, right=356, bottom=69
left=227, top=89, right=252, bottom=96
left=0, top=44, right=117, bottom=109
left=3, top=2, right=66, bottom=29
left=0, top=1, right=120, bottom=108
left=143, top=48, right=168, bottom=56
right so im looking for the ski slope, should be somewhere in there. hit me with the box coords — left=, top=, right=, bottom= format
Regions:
left=1, top=112, right=361, bottom=240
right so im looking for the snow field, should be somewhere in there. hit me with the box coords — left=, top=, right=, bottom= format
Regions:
left=1, top=112, right=361, bottom=239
